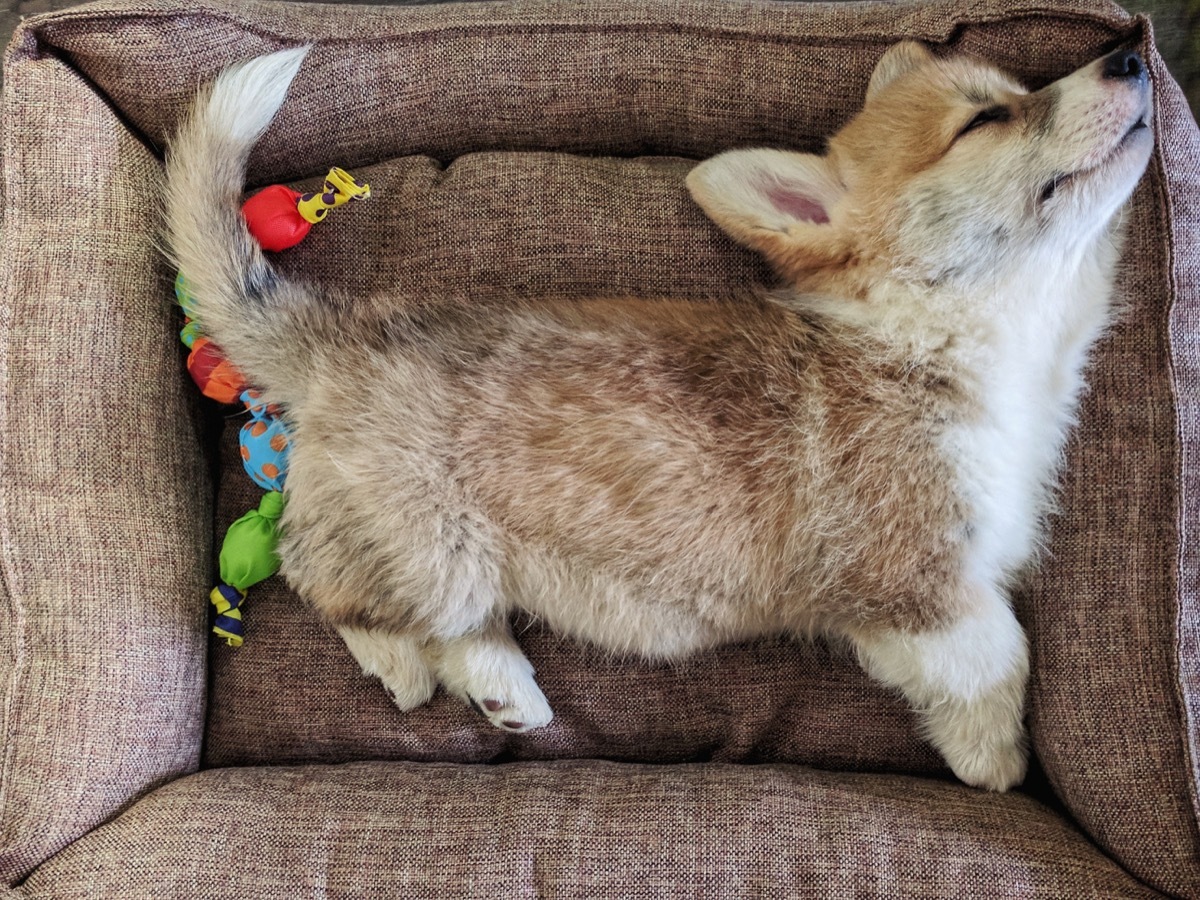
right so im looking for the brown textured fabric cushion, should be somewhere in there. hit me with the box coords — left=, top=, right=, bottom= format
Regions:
left=3, top=0, right=1197, bottom=895
left=0, top=28, right=212, bottom=887
left=18, top=762, right=1161, bottom=898
left=1026, top=59, right=1200, bottom=894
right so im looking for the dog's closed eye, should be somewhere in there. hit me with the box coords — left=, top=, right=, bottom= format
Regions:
left=956, top=105, right=1011, bottom=138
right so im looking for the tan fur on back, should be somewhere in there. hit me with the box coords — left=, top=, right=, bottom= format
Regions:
left=281, top=296, right=968, bottom=650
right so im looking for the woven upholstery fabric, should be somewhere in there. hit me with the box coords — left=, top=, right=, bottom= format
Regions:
left=2, top=0, right=1197, bottom=895
left=0, top=34, right=212, bottom=887
left=1022, top=51, right=1200, bottom=895
left=1161, top=34, right=1200, bottom=898
left=17, top=761, right=1161, bottom=899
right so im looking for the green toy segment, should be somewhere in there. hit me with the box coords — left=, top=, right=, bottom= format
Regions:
left=219, top=490, right=286, bottom=591
left=175, top=273, right=198, bottom=318
left=179, top=166, right=369, bottom=646
left=180, top=319, right=203, bottom=349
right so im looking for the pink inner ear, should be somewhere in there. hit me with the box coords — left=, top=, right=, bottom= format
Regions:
left=764, top=185, right=830, bottom=224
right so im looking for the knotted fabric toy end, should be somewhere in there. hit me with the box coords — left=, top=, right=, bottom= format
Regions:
left=210, top=583, right=247, bottom=647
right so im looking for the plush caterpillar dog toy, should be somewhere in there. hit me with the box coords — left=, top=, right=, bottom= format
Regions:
left=176, top=166, right=370, bottom=646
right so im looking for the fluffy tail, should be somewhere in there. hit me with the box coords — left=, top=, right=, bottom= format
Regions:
left=164, top=47, right=316, bottom=403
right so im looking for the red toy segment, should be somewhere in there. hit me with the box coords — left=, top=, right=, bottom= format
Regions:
left=241, top=184, right=311, bottom=252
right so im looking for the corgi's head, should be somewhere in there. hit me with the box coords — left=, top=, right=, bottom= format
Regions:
left=688, top=43, right=1153, bottom=295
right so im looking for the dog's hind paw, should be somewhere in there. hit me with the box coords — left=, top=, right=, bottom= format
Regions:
left=432, top=627, right=555, bottom=733
left=470, top=679, right=554, bottom=733
left=338, top=627, right=437, bottom=712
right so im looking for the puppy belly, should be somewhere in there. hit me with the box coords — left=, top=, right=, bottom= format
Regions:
left=502, top=548, right=759, bottom=661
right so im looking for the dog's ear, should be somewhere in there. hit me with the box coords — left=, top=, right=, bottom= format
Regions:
left=867, top=42, right=934, bottom=100
left=686, top=149, right=848, bottom=277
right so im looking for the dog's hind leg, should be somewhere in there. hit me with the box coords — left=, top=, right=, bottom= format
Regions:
left=337, top=627, right=437, bottom=711
left=848, top=581, right=1030, bottom=791
left=424, top=616, right=554, bottom=733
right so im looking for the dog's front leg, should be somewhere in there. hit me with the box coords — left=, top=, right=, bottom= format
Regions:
left=848, top=582, right=1030, bottom=791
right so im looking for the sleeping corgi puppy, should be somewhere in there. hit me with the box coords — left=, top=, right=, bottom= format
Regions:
left=165, top=41, right=1152, bottom=791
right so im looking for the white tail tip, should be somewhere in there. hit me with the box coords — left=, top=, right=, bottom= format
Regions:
left=207, top=45, right=312, bottom=145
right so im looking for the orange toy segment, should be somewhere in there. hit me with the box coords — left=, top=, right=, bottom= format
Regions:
left=187, top=337, right=247, bottom=405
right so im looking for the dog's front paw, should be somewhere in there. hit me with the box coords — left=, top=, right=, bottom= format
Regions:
left=944, top=734, right=1029, bottom=792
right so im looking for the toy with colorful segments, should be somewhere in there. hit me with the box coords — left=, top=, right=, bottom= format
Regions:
left=177, top=166, right=370, bottom=646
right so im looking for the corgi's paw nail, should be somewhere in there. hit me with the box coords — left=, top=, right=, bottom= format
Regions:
left=482, top=698, right=503, bottom=712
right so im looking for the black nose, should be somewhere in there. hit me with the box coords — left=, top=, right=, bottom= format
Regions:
left=1102, top=49, right=1146, bottom=82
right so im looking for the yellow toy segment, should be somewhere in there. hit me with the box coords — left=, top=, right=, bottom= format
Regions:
left=296, top=167, right=372, bottom=224
left=210, top=583, right=247, bottom=648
